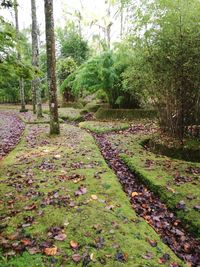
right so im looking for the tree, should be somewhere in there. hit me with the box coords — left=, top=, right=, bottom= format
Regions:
left=0, top=16, right=33, bottom=104
left=128, top=0, right=200, bottom=141
left=31, top=0, right=42, bottom=117
left=14, top=0, right=26, bottom=112
left=44, top=0, right=60, bottom=135
left=57, top=57, right=77, bottom=102
left=57, top=23, right=89, bottom=65
left=64, top=50, right=142, bottom=108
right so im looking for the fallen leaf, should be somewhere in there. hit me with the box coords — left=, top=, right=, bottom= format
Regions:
left=91, top=194, right=98, bottom=200
left=20, top=239, right=32, bottom=246
left=74, top=186, right=87, bottom=196
left=54, top=155, right=61, bottom=159
left=159, top=253, right=170, bottom=263
left=131, top=192, right=139, bottom=197
left=44, top=246, right=58, bottom=256
left=142, top=251, right=154, bottom=260
left=72, top=254, right=82, bottom=263
left=115, top=251, right=128, bottom=262
left=24, top=203, right=37, bottom=211
left=147, top=239, right=157, bottom=247
left=27, top=247, right=40, bottom=255
left=54, top=234, right=67, bottom=241
left=70, top=240, right=79, bottom=249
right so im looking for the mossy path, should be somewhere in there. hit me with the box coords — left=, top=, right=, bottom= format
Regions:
left=0, top=114, right=184, bottom=266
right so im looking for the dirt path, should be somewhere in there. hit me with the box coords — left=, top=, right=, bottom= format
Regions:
left=0, top=117, right=183, bottom=266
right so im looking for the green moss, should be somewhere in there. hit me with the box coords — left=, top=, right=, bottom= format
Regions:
left=95, top=108, right=157, bottom=121
left=0, top=252, right=45, bottom=267
left=79, top=121, right=130, bottom=134
left=107, top=133, right=200, bottom=237
left=0, top=124, right=183, bottom=266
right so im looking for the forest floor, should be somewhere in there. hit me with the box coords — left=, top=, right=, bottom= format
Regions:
left=0, top=108, right=199, bottom=267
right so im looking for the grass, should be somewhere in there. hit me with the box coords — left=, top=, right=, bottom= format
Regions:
left=107, top=130, right=200, bottom=237
left=0, top=123, right=183, bottom=266
left=79, top=121, right=130, bottom=134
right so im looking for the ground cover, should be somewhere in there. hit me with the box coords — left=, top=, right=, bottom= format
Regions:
left=79, top=121, right=130, bottom=134
left=106, top=128, right=200, bottom=238
left=0, top=118, right=183, bottom=266
left=0, top=110, right=25, bottom=159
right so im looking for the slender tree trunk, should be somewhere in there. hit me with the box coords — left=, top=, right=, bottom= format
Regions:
left=31, top=81, right=36, bottom=114
left=120, top=1, right=124, bottom=39
left=106, top=3, right=111, bottom=49
left=44, top=0, right=60, bottom=135
left=31, top=0, right=42, bottom=117
left=19, top=78, right=26, bottom=111
left=14, top=0, right=26, bottom=112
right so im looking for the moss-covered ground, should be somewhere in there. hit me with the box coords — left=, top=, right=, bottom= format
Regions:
left=0, top=122, right=183, bottom=266
left=79, top=121, right=130, bottom=134
left=43, top=107, right=84, bottom=122
left=106, top=129, right=200, bottom=237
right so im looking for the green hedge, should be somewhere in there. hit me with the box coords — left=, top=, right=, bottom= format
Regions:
left=95, top=108, right=157, bottom=121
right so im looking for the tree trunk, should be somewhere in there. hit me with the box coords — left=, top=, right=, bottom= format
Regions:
left=120, top=1, right=124, bottom=39
left=14, top=0, right=26, bottom=112
left=44, top=0, right=60, bottom=135
left=106, top=3, right=111, bottom=49
left=31, top=0, right=42, bottom=117
left=31, top=81, right=36, bottom=114
left=19, top=78, right=26, bottom=111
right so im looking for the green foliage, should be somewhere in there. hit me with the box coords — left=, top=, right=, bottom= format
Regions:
left=130, top=0, right=200, bottom=139
left=58, top=57, right=77, bottom=102
left=57, top=57, right=77, bottom=85
left=63, top=51, right=145, bottom=108
left=57, top=23, right=89, bottom=65
left=0, top=17, right=33, bottom=103
left=96, top=89, right=108, bottom=103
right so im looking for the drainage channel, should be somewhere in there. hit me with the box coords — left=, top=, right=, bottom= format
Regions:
left=93, top=131, right=200, bottom=267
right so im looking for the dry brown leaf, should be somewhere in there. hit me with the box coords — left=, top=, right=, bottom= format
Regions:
left=131, top=192, right=139, bottom=197
left=44, top=246, right=58, bottom=256
left=20, top=239, right=32, bottom=246
left=54, top=233, right=67, bottom=241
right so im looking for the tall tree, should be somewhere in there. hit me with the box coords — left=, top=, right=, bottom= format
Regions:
left=14, top=0, right=26, bottom=112
left=44, top=0, right=60, bottom=134
left=31, top=0, right=42, bottom=117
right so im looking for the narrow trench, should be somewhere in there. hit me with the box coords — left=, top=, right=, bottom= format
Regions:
left=91, top=130, right=200, bottom=267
